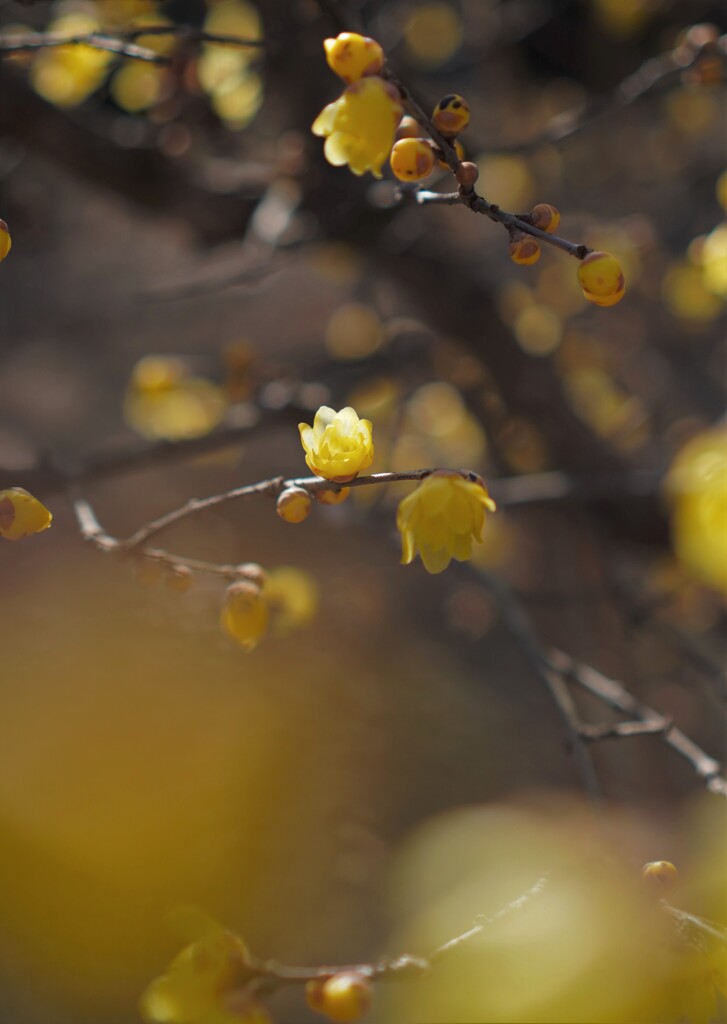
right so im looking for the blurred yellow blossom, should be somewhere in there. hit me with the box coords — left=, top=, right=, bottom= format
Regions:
left=299, top=406, right=374, bottom=482
left=140, top=922, right=261, bottom=1023
left=264, top=566, right=319, bottom=634
left=124, top=356, right=227, bottom=441
left=0, top=488, right=52, bottom=541
left=665, top=426, right=727, bottom=595
left=30, top=12, right=112, bottom=107
left=220, top=582, right=269, bottom=651
left=397, top=471, right=496, bottom=574
left=312, top=77, right=402, bottom=178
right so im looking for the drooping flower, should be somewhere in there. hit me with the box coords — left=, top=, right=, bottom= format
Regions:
left=220, top=582, right=269, bottom=651
left=140, top=924, right=252, bottom=1024
left=397, top=470, right=496, bottom=574
left=0, top=488, right=52, bottom=541
left=298, top=406, right=374, bottom=482
left=312, top=76, right=403, bottom=178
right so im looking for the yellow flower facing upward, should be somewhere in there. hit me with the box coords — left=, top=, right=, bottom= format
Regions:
left=312, top=76, right=403, bottom=178
left=397, top=471, right=496, bottom=574
left=0, top=488, right=52, bottom=541
left=140, top=924, right=250, bottom=1024
left=299, top=406, right=374, bottom=482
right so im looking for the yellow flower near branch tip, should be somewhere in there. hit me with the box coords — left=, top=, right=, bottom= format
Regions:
left=397, top=471, right=496, bottom=574
left=0, top=488, right=52, bottom=540
left=140, top=923, right=254, bottom=1024
left=312, top=76, right=403, bottom=178
left=324, top=32, right=385, bottom=84
left=299, top=406, right=374, bottom=482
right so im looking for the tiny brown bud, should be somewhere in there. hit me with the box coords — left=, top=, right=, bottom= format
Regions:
left=456, top=161, right=479, bottom=189
left=234, top=563, right=267, bottom=588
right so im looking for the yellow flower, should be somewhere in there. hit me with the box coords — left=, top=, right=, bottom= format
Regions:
left=140, top=925, right=249, bottom=1024
left=312, top=76, right=402, bottom=178
left=0, top=488, right=52, bottom=541
left=665, top=426, right=727, bottom=594
left=323, top=32, right=385, bottom=84
left=220, top=582, right=269, bottom=651
left=298, top=406, right=374, bottom=481
left=397, top=471, right=496, bottom=574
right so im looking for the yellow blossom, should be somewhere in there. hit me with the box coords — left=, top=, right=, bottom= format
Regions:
left=220, top=582, right=269, bottom=651
left=0, top=488, right=52, bottom=541
left=140, top=924, right=250, bottom=1024
left=312, top=76, right=402, bottom=178
left=397, top=471, right=496, bottom=574
left=665, top=426, right=727, bottom=594
left=323, top=32, right=385, bottom=84
left=298, top=406, right=374, bottom=482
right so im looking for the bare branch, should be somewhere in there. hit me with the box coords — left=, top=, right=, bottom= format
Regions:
left=550, top=649, right=727, bottom=797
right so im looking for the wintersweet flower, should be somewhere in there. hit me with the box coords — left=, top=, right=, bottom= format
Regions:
left=397, top=471, right=496, bottom=574
left=140, top=925, right=251, bottom=1024
left=0, top=488, right=52, bottom=540
left=312, top=76, right=403, bottom=178
left=298, top=406, right=374, bottom=482
left=323, top=32, right=385, bottom=84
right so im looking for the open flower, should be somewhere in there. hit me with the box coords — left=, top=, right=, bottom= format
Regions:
left=299, top=406, right=374, bottom=482
left=397, top=471, right=496, bottom=574
left=140, top=924, right=251, bottom=1024
left=312, top=76, right=402, bottom=178
left=0, top=488, right=52, bottom=541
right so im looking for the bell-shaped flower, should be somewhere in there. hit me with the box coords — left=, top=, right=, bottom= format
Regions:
left=397, top=471, right=496, bottom=574
left=299, top=406, right=374, bottom=482
left=312, top=76, right=402, bottom=178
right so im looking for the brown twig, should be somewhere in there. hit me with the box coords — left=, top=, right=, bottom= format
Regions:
left=549, top=648, right=727, bottom=797
left=0, top=26, right=265, bottom=64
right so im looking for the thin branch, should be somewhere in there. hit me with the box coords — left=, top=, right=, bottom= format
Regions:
left=380, top=68, right=590, bottom=260
left=0, top=25, right=266, bottom=64
left=550, top=648, right=727, bottom=797
left=473, top=569, right=602, bottom=799
left=0, top=30, right=166, bottom=63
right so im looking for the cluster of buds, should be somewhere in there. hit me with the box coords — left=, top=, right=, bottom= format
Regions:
left=390, top=93, right=476, bottom=188
left=508, top=203, right=562, bottom=266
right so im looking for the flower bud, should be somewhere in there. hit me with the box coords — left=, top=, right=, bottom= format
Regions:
left=390, top=138, right=436, bottom=181
left=641, top=860, right=679, bottom=894
left=0, top=219, right=11, bottom=262
left=309, top=972, right=373, bottom=1022
left=323, top=33, right=385, bottom=84
left=276, top=487, right=312, bottom=524
left=455, top=161, right=479, bottom=189
left=316, top=486, right=351, bottom=506
left=509, top=232, right=541, bottom=265
left=395, top=115, right=421, bottom=141
left=530, top=203, right=561, bottom=233
left=0, top=487, right=52, bottom=540
left=577, top=251, right=625, bottom=306
left=432, top=94, right=470, bottom=135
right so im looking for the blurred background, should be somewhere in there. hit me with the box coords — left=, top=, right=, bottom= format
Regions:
left=0, top=0, right=725, bottom=1021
